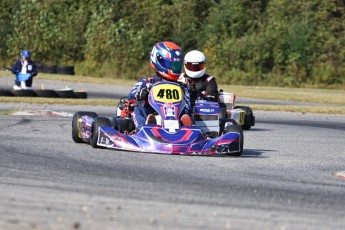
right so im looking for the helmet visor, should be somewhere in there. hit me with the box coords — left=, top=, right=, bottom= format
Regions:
left=159, top=58, right=182, bottom=72
left=185, top=62, right=206, bottom=72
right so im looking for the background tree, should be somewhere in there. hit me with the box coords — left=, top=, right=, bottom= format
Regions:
left=0, top=0, right=344, bottom=87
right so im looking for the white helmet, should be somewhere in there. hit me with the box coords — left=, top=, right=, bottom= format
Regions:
left=184, top=50, right=206, bottom=78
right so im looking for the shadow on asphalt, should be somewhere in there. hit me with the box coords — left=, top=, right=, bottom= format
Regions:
left=240, top=149, right=274, bottom=158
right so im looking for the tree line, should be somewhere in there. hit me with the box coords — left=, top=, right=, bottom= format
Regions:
left=0, top=0, right=344, bottom=87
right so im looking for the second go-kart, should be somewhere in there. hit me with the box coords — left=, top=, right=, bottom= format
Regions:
left=218, top=90, right=255, bottom=130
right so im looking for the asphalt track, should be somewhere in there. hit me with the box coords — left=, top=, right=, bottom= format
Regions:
left=0, top=105, right=345, bottom=230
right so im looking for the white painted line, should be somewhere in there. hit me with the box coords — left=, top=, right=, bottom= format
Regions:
left=13, top=110, right=73, bottom=117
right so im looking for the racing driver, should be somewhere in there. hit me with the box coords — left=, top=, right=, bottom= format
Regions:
left=180, top=50, right=219, bottom=106
left=128, top=41, right=192, bottom=131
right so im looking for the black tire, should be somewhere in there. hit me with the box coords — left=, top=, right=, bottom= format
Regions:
left=234, top=106, right=254, bottom=130
left=36, top=63, right=44, bottom=72
left=10, top=90, right=37, bottom=97
left=56, top=65, right=75, bottom=75
left=42, top=64, right=57, bottom=74
left=34, top=89, right=59, bottom=98
left=74, top=91, right=87, bottom=99
left=90, top=117, right=111, bottom=148
left=0, top=89, right=13, bottom=96
left=224, top=125, right=243, bottom=156
left=72, top=111, right=98, bottom=143
left=55, top=89, right=77, bottom=98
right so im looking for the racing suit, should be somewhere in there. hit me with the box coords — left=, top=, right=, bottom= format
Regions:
left=12, top=59, right=38, bottom=87
left=128, top=75, right=191, bottom=130
left=183, top=73, right=219, bottom=106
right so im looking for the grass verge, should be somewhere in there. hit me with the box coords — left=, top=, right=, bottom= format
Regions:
left=240, top=104, right=345, bottom=115
left=0, top=70, right=135, bottom=86
left=221, top=85, right=345, bottom=105
left=0, top=110, right=17, bottom=115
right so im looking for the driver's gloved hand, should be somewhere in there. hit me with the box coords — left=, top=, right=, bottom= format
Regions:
left=136, top=88, right=149, bottom=100
left=200, top=91, right=207, bottom=99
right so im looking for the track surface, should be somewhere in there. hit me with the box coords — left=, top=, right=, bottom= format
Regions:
left=0, top=108, right=344, bottom=230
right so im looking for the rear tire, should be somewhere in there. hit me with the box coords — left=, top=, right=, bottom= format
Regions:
left=90, top=117, right=111, bottom=148
left=224, top=125, right=243, bottom=156
left=234, top=106, right=254, bottom=130
left=72, top=111, right=98, bottom=143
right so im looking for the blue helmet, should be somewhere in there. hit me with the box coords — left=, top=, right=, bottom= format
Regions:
left=20, top=50, right=31, bottom=58
left=150, top=41, right=183, bottom=81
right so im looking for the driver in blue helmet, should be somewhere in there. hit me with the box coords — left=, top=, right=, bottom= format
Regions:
left=11, top=50, right=38, bottom=89
left=128, top=41, right=192, bottom=131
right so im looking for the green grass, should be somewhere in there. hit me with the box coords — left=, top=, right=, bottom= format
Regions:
left=0, top=110, right=17, bottom=115
left=239, top=104, right=345, bottom=115
left=0, top=70, right=135, bottom=86
left=220, top=85, right=345, bottom=105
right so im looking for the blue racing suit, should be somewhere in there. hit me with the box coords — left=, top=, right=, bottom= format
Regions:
left=128, top=75, right=191, bottom=130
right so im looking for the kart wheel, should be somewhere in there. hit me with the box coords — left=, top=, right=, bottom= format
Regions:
left=72, top=111, right=98, bottom=143
left=224, top=125, right=243, bottom=156
left=234, top=106, right=254, bottom=130
left=90, top=117, right=111, bottom=148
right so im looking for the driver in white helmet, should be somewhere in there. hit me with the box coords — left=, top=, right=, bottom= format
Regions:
left=180, top=50, right=218, bottom=105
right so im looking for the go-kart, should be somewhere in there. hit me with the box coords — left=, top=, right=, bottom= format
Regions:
left=72, top=81, right=244, bottom=156
left=218, top=90, right=255, bottom=130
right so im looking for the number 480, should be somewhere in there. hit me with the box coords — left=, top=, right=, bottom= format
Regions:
left=157, top=89, right=180, bottom=100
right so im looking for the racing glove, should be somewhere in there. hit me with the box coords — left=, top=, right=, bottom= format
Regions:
left=200, top=91, right=207, bottom=98
left=136, top=88, right=149, bottom=100
left=200, top=91, right=216, bottom=101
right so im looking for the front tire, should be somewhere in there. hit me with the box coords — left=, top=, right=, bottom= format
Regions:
left=72, top=111, right=98, bottom=143
left=224, top=125, right=243, bottom=156
left=90, top=117, right=111, bottom=148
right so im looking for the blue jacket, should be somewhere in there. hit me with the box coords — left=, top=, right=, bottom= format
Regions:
left=12, top=59, right=38, bottom=77
left=128, top=75, right=191, bottom=114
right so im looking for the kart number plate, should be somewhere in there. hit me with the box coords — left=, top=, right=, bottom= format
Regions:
left=152, top=84, right=182, bottom=103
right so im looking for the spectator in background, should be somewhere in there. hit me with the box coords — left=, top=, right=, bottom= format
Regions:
left=12, top=50, right=38, bottom=89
